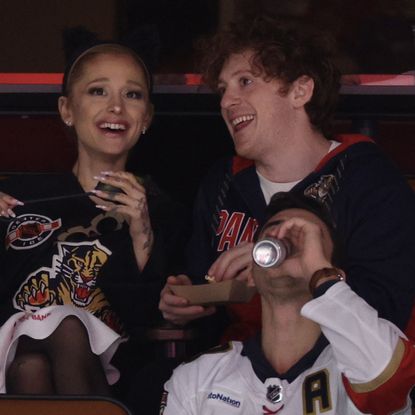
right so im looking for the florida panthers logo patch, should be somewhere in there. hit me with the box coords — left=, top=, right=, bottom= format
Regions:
left=6, top=214, right=62, bottom=250
left=304, top=175, right=336, bottom=203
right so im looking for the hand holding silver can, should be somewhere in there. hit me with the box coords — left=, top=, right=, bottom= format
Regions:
left=252, top=238, right=292, bottom=268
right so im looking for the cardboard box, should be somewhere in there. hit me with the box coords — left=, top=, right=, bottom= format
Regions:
left=170, top=280, right=256, bottom=306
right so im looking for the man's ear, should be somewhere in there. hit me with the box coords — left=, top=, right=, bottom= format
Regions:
left=290, top=75, right=314, bottom=108
left=58, top=96, right=72, bottom=126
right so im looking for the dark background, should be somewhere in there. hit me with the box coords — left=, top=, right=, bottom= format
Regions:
left=1, top=0, right=415, bottom=74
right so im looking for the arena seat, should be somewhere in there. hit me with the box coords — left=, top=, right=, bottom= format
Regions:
left=0, top=394, right=133, bottom=415
left=145, top=321, right=196, bottom=359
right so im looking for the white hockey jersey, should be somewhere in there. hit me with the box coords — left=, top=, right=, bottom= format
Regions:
left=162, top=282, right=415, bottom=414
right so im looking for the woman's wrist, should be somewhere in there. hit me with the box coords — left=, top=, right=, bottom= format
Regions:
left=132, top=226, right=154, bottom=249
left=132, top=229, right=154, bottom=271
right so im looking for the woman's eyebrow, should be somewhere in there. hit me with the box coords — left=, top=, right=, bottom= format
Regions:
left=86, top=77, right=109, bottom=85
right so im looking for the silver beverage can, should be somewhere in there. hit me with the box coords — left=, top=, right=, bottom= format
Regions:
left=252, top=238, right=290, bottom=268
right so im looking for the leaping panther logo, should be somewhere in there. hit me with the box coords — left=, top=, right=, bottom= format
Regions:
left=53, top=241, right=110, bottom=307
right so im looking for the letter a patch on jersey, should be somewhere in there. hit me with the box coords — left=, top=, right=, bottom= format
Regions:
left=302, top=369, right=332, bottom=414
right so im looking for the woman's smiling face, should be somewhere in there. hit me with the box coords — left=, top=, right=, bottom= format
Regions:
left=59, top=51, right=152, bottom=161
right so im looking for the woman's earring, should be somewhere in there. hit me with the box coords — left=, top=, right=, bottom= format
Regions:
left=65, top=120, right=72, bottom=127
left=142, top=127, right=146, bottom=135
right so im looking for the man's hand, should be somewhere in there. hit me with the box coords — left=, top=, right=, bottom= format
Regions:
left=271, top=217, right=332, bottom=282
left=159, top=274, right=216, bottom=326
left=207, top=241, right=254, bottom=282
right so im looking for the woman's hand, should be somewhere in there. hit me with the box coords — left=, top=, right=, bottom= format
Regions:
left=0, top=192, right=23, bottom=218
left=91, top=171, right=153, bottom=270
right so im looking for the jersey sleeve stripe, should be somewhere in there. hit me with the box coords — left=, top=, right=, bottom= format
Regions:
left=343, top=338, right=415, bottom=415
left=349, top=338, right=405, bottom=393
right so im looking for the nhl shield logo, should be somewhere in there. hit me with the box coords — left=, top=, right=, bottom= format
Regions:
left=266, top=384, right=283, bottom=404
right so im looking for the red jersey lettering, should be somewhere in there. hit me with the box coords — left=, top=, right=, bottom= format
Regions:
left=239, top=217, right=259, bottom=243
left=216, top=210, right=229, bottom=236
left=217, top=212, right=245, bottom=251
